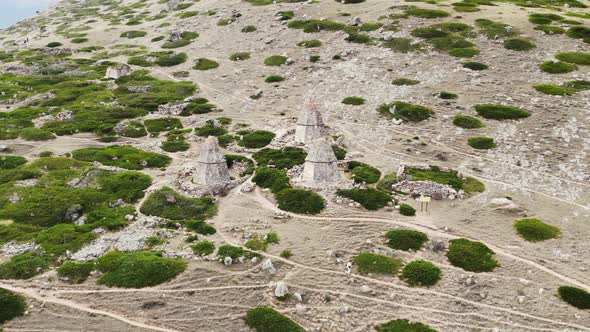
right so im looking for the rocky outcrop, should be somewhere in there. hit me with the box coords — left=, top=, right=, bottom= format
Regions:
left=104, top=64, right=130, bottom=80
left=392, top=180, right=463, bottom=200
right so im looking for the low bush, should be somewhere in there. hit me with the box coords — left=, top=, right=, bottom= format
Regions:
left=566, top=26, right=590, bottom=40
left=378, top=102, right=434, bottom=122
left=468, top=136, right=496, bottom=149
left=474, top=104, right=530, bottom=120
left=555, top=51, right=590, bottom=65
left=19, top=127, right=55, bottom=141
left=392, top=78, right=420, bottom=85
left=447, top=238, right=497, bottom=272
left=475, top=19, right=517, bottom=39
left=265, top=74, right=285, bottom=83
left=35, top=224, right=95, bottom=255
left=0, top=252, right=50, bottom=279
left=155, top=53, right=188, bottom=67
left=140, top=186, right=217, bottom=220
left=277, top=11, right=294, bottom=20
left=448, top=47, right=479, bottom=58
left=539, top=61, right=577, bottom=74
left=121, top=30, right=147, bottom=38
left=217, top=244, right=244, bottom=259
left=244, top=307, right=304, bottom=332
left=97, top=251, right=186, bottom=288
left=264, top=55, right=288, bottom=66
left=405, top=8, right=450, bottom=18
left=401, top=260, right=442, bottom=286
left=351, top=165, right=381, bottom=184
left=194, top=124, right=227, bottom=137
left=241, top=25, right=257, bottom=32
left=185, top=220, right=216, bottom=235
left=399, top=203, right=416, bottom=216
left=377, top=173, right=398, bottom=192
left=438, top=91, right=458, bottom=99
left=564, top=80, right=590, bottom=90
left=342, top=96, right=365, bottom=105
left=336, top=188, right=391, bottom=210
left=57, top=261, right=93, bottom=284
left=71, top=38, right=88, bottom=43
left=528, top=13, right=563, bottom=24
left=275, top=188, right=325, bottom=214
left=47, top=42, right=63, bottom=48
left=376, top=319, right=437, bottom=332
left=345, top=33, right=372, bottom=44
left=297, top=39, right=322, bottom=48
left=72, top=145, right=171, bottom=170
left=0, top=155, right=27, bottom=169
left=504, top=38, right=536, bottom=51
left=229, top=52, right=251, bottom=61
left=534, top=25, right=565, bottom=35
left=98, top=171, right=152, bottom=203
left=252, top=147, right=306, bottom=169
left=463, top=61, right=488, bottom=70
left=513, top=218, right=560, bottom=242
left=225, top=154, right=255, bottom=176
left=252, top=167, right=291, bottom=193
left=403, top=166, right=464, bottom=190
left=453, top=115, right=484, bottom=128
left=0, top=288, right=26, bottom=324
left=533, top=84, right=577, bottom=96
left=121, top=121, right=147, bottom=137
left=245, top=238, right=268, bottom=251
left=332, top=145, right=347, bottom=160
left=144, top=118, right=183, bottom=133
left=385, top=229, right=428, bottom=251
left=237, top=130, right=275, bottom=148
left=353, top=251, right=402, bottom=275
left=192, top=241, right=215, bottom=255
left=193, top=58, right=220, bottom=70
left=463, top=177, right=485, bottom=194
left=280, top=249, right=292, bottom=258
left=557, top=286, right=590, bottom=309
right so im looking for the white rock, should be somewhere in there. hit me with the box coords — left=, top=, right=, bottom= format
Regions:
left=275, top=281, right=289, bottom=298
left=262, top=258, right=276, bottom=274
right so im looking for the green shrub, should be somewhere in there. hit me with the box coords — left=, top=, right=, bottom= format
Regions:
left=252, top=147, right=306, bottom=169
left=557, top=286, right=590, bottom=309
left=217, top=244, right=244, bottom=259
left=264, top=55, right=288, bottom=66
left=475, top=19, right=517, bottom=39
left=229, top=52, right=251, bottom=61
left=140, top=186, right=217, bottom=220
left=275, top=188, right=325, bottom=214
left=399, top=203, right=416, bottom=216
left=97, top=251, right=186, bottom=288
left=338, top=0, right=366, bottom=3
left=98, top=171, right=152, bottom=202
left=463, top=177, right=485, bottom=194
left=266, top=232, right=279, bottom=244
left=71, top=38, right=89, bottom=44
left=72, top=145, right=171, bottom=170
left=378, top=102, right=434, bottom=122
left=193, top=58, right=220, bottom=70
left=555, top=51, right=590, bottom=65
left=403, top=166, right=464, bottom=191
left=237, top=130, right=275, bottom=148
left=121, top=121, right=147, bottom=137
left=185, top=220, right=216, bottom=235
left=534, top=25, right=565, bottom=35
left=392, top=78, right=420, bottom=85
left=453, top=115, right=483, bottom=128
left=280, top=249, right=292, bottom=258
left=0, top=252, right=50, bottom=279
left=377, top=173, right=398, bottom=192
left=376, top=319, right=437, bottom=332
left=252, top=167, right=291, bottom=193
left=192, top=240, right=215, bottom=255
left=0, top=288, right=26, bottom=324
left=447, top=238, right=497, bottom=272
left=448, top=47, right=479, bottom=58
left=120, top=30, right=147, bottom=38
left=0, top=155, right=27, bottom=169
left=245, top=238, right=268, bottom=251
left=438, top=91, right=457, bottom=99
left=152, top=36, right=165, bottom=42
left=144, top=118, right=183, bottom=133
left=463, top=61, right=488, bottom=70
left=57, top=261, right=93, bottom=284
left=504, top=38, right=536, bottom=51
left=533, top=84, right=577, bottom=96
left=336, top=188, right=391, bottom=210
left=474, top=104, right=530, bottom=120
left=332, top=145, right=347, bottom=160
left=563, top=80, right=590, bottom=90
left=345, top=33, right=372, bottom=44
left=351, top=165, right=381, bottom=184
left=341, top=96, right=365, bottom=105
left=277, top=11, right=294, bottom=20
left=539, top=61, right=577, bottom=73
left=161, top=140, right=190, bottom=152
left=382, top=37, right=424, bottom=53
left=288, top=19, right=346, bottom=33
left=241, top=25, right=257, bottom=32
left=178, top=11, right=199, bottom=18
left=513, top=218, right=560, bottom=242
left=405, top=8, right=450, bottom=18
left=566, top=26, right=590, bottom=39
left=385, top=229, right=428, bottom=251
left=47, top=42, right=63, bottom=48
left=528, top=13, right=563, bottom=24
left=156, top=52, right=188, bottom=67
left=161, top=40, right=190, bottom=48
left=353, top=251, right=402, bottom=275
left=401, top=260, right=442, bottom=287
left=35, top=224, right=95, bottom=255
left=244, top=307, right=304, bottom=332
left=467, top=136, right=496, bottom=149
left=19, top=127, right=55, bottom=141
left=194, top=124, right=227, bottom=137
left=297, top=39, right=322, bottom=48
left=265, top=75, right=285, bottom=83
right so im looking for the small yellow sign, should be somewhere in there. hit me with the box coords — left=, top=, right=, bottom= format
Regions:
left=419, top=196, right=431, bottom=203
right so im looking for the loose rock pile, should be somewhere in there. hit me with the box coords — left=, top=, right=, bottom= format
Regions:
left=392, top=180, right=464, bottom=200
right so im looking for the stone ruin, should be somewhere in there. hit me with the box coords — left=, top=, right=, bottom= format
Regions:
left=193, top=136, right=231, bottom=186
left=104, top=64, right=130, bottom=80
left=300, top=137, right=342, bottom=185
left=294, top=99, right=327, bottom=144
left=392, top=180, right=463, bottom=200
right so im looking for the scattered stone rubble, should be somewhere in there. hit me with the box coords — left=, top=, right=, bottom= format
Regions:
left=392, top=180, right=463, bottom=200
left=104, top=64, right=130, bottom=80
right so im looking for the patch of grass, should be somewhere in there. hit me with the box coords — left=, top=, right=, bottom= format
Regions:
left=555, top=51, right=590, bottom=65
left=462, top=61, right=488, bottom=70
left=404, top=166, right=464, bottom=190
left=533, top=84, right=577, bottom=96
left=275, top=188, right=325, bottom=214
left=0, top=252, right=50, bottom=279
left=399, top=203, right=416, bottom=216
left=447, top=238, right=497, bottom=272
left=19, top=127, right=55, bottom=141
left=253, top=168, right=291, bottom=193
left=245, top=238, right=268, bottom=251
left=475, top=19, right=517, bottom=39
left=192, top=240, right=215, bottom=255
left=539, top=61, right=577, bottom=73
left=401, top=260, right=442, bottom=287
left=57, top=261, right=93, bottom=284
left=288, top=19, right=346, bottom=33
left=504, top=38, right=536, bottom=51
left=392, top=78, right=420, bottom=85
left=252, top=147, right=306, bottom=169
left=353, top=251, right=402, bottom=275
left=557, top=286, right=590, bottom=309
left=297, top=39, right=322, bottom=48
left=351, top=165, right=381, bottom=184
left=453, top=115, right=483, bottom=129
left=280, top=249, right=292, bottom=258
left=534, top=25, right=565, bottom=35
left=217, top=244, right=244, bottom=259
left=385, top=229, right=428, bottom=251
left=237, top=130, right=275, bottom=148
left=265, top=74, right=285, bottom=83
left=72, top=145, right=171, bottom=170
left=264, top=55, right=288, bottom=66
left=382, top=38, right=424, bottom=53
left=566, top=26, right=590, bottom=40
left=341, top=96, right=365, bottom=105
left=529, top=13, right=563, bottom=24
left=155, top=52, right=188, bottom=67
left=140, top=186, right=216, bottom=221
left=71, top=38, right=89, bottom=44
left=438, top=91, right=458, bottom=99
left=0, top=155, right=27, bottom=169
left=376, top=319, right=438, bottom=332
left=378, top=102, right=434, bottom=122
left=97, top=251, right=186, bottom=288
left=229, top=52, right=251, bottom=61
left=332, top=145, right=347, bottom=160
left=463, top=176, right=485, bottom=194
left=563, top=80, right=590, bottom=90
left=36, top=224, right=95, bottom=255
left=120, top=30, right=147, bottom=39
left=467, top=136, right=496, bottom=149
left=47, top=42, right=63, bottom=48
left=194, top=123, right=227, bottom=137
left=144, top=118, right=183, bottom=133
left=345, top=33, right=372, bottom=44
left=448, top=47, right=479, bottom=58
left=474, top=104, right=530, bottom=120
left=336, top=188, right=391, bottom=210
left=377, top=173, right=398, bottom=193
left=193, top=58, right=220, bottom=70
left=405, top=8, right=450, bottom=18
left=513, top=218, right=560, bottom=242
left=178, top=11, right=199, bottom=19
left=244, top=307, right=304, bottom=332
left=0, top=288, right=26, bottom=324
